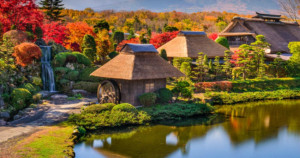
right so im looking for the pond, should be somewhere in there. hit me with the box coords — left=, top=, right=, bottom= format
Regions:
left=74, top=100, right=300, bottom=158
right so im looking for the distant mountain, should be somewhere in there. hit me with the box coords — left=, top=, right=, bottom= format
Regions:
left=58, top=0, right=282, bottom=14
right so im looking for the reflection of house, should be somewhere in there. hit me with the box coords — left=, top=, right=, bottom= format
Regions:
left=157, top=31, right=229, bottom=60
left=219, top=12, right=300, bottom=60
left=91, top=44, right=184, bottom=106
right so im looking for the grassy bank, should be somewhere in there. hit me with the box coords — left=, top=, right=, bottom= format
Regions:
left=7, top=125, right=75, bottom=158
left=205, top=88, right=300, bottom=105
left=68, top=102, right=214, bottom=130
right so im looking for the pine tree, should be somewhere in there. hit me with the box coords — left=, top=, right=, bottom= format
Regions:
left=160, top=49, right=168, bottom=61
left=251, top=35, right=270, bottom=78
left=214, top=56, right=222, bottom=79
left=222, top=50, right=232, bottom=80
left=236, top=44, right=254, bottom=80
left=192, top=52, right=205, bottom=82
left=40, top=0, right=64, bottom=21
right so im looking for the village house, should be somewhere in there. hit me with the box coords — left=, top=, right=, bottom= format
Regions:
left=157, top=31, right=229, bottom=62
left=219, top=12, right=300, bottom=60
left=91, top=44, right=184, bottom=106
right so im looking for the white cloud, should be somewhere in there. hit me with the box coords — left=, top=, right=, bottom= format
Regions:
left=202, top=0, right=251, bottom=14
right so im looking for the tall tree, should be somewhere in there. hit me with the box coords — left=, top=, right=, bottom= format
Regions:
left=278, top=0, right=300, bottom=21
left=222, top=50, right=232, bottom=79
left=251, top=35, right=270, bottom=78
left=40, top=0, right=64, bottom=21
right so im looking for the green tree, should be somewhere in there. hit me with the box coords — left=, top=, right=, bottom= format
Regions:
left=180, top=62, right=192, bottom=78
left=164, top=25, right=178, bottom=32
left=215, top=37, right=230, bottom=49
left=236, top=44, right=254, bottom=80
left=209, top=59, right=214, bottom=73
left=127, top=29, right=136, bottom=40
left=214, top=56, right=222, bottom=79
left=173, top=57, right=192, bottom=70
left=269, top=53, right=287, bottom=78
left=82, top=34, right=97, bottom=62
left=222, top=50, right=232, bottom=79
left=287, top=42, right=300, bottom=76
left=216, top=21, right=227, bottom=32
left=147, top=28, right=152, bottom=42
left=160, top=49, right=168, bottom=61
left=94, top=20, right=110, bottom=33
left=35, top=26, right=43, bottom=39
left=112, top=31, right=124, bottom=44
left=192, top=52, right=205, bottom=82
left=39, top=0, right=64, bottom=21
left=251, top=35, right=270, bottom=78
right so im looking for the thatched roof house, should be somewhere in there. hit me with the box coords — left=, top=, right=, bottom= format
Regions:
left=219, top=12, right=300, bottom=60
left=91, top=44, right=184, bottom=106
left=157, top=31, right=229, bottom=59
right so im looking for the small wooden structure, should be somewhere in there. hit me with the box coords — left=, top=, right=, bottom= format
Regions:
left=91, top=44, right=184, bottom=106
left=157, top=31, right=229, bottom=60
left=219, top=12, right=300, bottom=60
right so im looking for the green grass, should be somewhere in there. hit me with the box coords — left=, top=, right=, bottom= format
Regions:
left=15, top=125, right=75, bottom=158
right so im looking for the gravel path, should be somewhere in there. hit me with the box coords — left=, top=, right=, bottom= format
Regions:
left=0, top=97, right=97, bottom=144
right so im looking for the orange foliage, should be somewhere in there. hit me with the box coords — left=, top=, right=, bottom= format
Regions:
left=116, top=38, right=140, bottom=52
left=195, top=81, right=232, bottom=92
left=13, top=43, right=42, bottom=67
left=65, top=22, right=95, bottom=51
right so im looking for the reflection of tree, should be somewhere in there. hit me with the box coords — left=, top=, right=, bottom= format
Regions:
left=219, top=100, right=300, bottom=145
left=85, top=117, right=217, bottom=158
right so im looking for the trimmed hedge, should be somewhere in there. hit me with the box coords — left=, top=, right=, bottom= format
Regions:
left=65, top=70, right=79, bottom=81
left=53, top=52, right=91, bottom=67
left=138, top=93, right=157, bottom=106
left=195, top=78, right=300, bottom=92
left=155, top=88, right=173, bottom=103
left=206, top=89, right=300, bottom=105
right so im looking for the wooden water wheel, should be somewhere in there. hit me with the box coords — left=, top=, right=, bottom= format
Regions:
left=97, top=80, right=120, bottom=104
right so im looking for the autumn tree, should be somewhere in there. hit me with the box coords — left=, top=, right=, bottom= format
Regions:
left=0, top=0, right=44, bottom=32
left=13, top=43, right=42, bottom=67
left=208, top=33, right=218, bottom=41
left=116, top=38, right=140, bottom=52
left=150, top=31, right=178, bottom=48
left=278, top=0, right=300, bottom=21
left=95, top=30, right=112, bottom=64
left=164, top=25, right=179, bottom=32
left=39, top=0, right=64, bottom=21
left=42, top=21, right=67, bottom=45
left=65, top=22, right=94, bottom=51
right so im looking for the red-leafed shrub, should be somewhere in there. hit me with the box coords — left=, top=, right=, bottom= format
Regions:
left=116, top=38, right=140, bottom=52
left=150, top=31, right=178, bottom=48
left=42, top=21, right=67, bottom=45
left=195, top=81, right=232, bottom=92
left=70, top=42, right=81, bottom=52
left=13, top=43, right=42, bottom=67
left=208, top=33, right=218, bottom=41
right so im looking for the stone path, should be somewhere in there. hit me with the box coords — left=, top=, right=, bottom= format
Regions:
left=0, top=97, right=97, bottom=144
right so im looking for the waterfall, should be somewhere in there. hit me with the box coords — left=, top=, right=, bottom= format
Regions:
left=40, top=46, right=56, bottom=92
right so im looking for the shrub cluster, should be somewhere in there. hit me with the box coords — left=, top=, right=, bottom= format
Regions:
left=53, top=52, right=91, bottom=67
left=68, top=103, right=150, bottom=130
left=195, top=81, right=232, bottom=92
left=206, top=89, right=300, bottom=105
left=138, top=93, right=157, bottom=106
left=140, top=103, right=214, bottom=121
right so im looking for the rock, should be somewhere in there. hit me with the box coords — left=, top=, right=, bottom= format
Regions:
left=39, top=91, right=52, bottom=98
left=13, top=114, right=21, bottom=120
left=51, top=94, right=68, bottom=100
left=25, top=108, right=34, bottom=113
left=71, top=89, right=90, bottom=97
left=0, top=119, right=6, bottom=126
left=0, top=85, right=4, bottom=108
left=0, top=112, right=10, bottom=119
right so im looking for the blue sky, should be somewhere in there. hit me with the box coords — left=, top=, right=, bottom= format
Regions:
left=54, top=0, right=282, bottom=14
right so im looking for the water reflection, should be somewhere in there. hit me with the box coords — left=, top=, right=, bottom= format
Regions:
left=74, top=100, right=300, bottom=158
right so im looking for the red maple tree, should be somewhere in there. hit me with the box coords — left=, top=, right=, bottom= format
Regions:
left=0, top=0, right=43, bottom=33
left=13, top=43, right=42, bottom=67
left=116, top=38, right=140, bottom=52
left=208, top=33, right=218, bottom=41
left=150, top=31, right=179, bottom=48
left=42, top=21, right=67, bottom=45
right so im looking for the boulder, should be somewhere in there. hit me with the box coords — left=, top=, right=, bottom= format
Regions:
left=39, top=91, right=52, bottom=98
left=0, top=119, right=6, bottom=126
left=71, top=89, right=90, bottom=97
left=13, top=114, right=21, bottom=120
left=0, top=112, right=10, bottom=119
left=51, top=94, right=68, bottom=100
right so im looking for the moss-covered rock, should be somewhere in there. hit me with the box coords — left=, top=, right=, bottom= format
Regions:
left=22, top=83, right=37, bottom=94
left=73, top=81, right=99, bottom=93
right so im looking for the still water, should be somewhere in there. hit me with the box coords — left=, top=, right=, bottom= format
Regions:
left=74, top=100, right=300, bottom=158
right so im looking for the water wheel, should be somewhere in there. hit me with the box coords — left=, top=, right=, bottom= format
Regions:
left=97, top=80, right=120, bottom=104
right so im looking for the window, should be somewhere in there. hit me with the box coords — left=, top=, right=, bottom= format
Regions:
left=145, top=82, right=154, bottom=93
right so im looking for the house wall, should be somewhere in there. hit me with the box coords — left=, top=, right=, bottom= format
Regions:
left=116, top=79, right=166, bottom=106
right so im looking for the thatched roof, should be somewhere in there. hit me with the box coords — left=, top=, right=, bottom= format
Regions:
left=157, top=31, right=229, bottom=58
left=91, top=44, right=184, bottom=80
left=219, top=15, right=300, bottom=53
